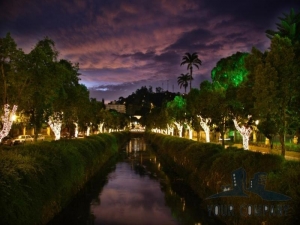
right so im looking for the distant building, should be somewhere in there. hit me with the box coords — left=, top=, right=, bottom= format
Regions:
left=106, top=102, right=126, bottom=114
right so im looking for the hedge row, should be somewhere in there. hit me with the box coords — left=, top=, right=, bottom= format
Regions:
left=145, top=133, right=300, bottom=224
left=0, top=132, right=129, bottom=225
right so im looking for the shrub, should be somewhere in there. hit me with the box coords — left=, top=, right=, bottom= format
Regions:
left=0, top=132, right=128, bottom=225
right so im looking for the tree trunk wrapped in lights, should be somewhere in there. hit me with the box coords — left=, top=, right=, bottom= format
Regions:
left=98, top=122, right=104, bottom=133
left=48, top=112, right=62, bottom=140
left=0, top=104, right=18, bottom=141
left=197, top=115, right=211, bottom=142
left=167, top=123, right=174, bottom=136
left=233, top=117, right=252, bottom=150
left=74, top=122, right=78, bottom=137
left=86, top=124, right=91, bottom=136
left=174, top=121, right=183, bottom=137
left=185, top=123, right=193, bottom=139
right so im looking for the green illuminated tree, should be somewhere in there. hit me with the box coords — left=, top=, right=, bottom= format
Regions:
left=180, top=52, right=202, bottom=91
left=211, top=52, right=249, bottom=89
left=166, top=95, right=187, bottom=137
left=177, top=73, right=191, bottom=94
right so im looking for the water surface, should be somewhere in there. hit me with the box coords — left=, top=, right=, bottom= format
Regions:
left=48, top=138, right=220, bottom=225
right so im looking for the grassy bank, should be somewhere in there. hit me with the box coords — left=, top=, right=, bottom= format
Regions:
left=0, top=132, right=129, bottom=225
left=145, top=133, right=300, bottom=225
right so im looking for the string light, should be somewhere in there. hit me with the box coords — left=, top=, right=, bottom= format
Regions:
left=174, top=121, right=183, bottom=137
left=0, top=104, right=18, bottom=141
left=233, top=117, right=252, bottom=150
left=74, top=122, right=78, bottom=137
left=86, top=123, right=91, bottom=136
left=98, top=122, right=104, bottom=133
left=197, top=115, right=211, bottom=142
left=167, top=123, right=174, bottom=136
left=48, top=112, right=62, bottom=140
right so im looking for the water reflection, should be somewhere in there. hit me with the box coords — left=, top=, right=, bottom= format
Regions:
left=126, top=137, right=146, bottom=153
left=90, top=162, right=179, bottom=225
left=47, top=138, right=221, bottom=225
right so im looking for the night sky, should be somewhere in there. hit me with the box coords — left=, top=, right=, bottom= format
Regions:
left=1, top=0, right=299, bottom=103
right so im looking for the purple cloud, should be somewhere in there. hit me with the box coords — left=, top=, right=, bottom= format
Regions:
left=1, top=0, right=299, bottom=102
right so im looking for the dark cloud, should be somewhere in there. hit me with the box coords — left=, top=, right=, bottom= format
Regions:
left=1, top=0, right=299, bottom=102
left=166, top=28, right=213, bottom=52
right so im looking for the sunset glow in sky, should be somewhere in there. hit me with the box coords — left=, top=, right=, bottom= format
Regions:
left=1, top=0, right=299, bottom=102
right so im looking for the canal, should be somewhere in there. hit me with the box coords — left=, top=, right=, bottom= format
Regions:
left=47, top=138, right=222, bottom=225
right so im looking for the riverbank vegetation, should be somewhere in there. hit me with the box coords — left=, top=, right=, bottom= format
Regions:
left=145, top=132, right=300, bottom=224
left=0, top=132, right=129, bottom=225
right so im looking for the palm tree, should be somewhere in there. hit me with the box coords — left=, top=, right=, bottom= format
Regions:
left=266, top=8, right=300, bottom=44
left=180, top=52, right=202, bottom=91
left=177, top=73, right=191, bottom=94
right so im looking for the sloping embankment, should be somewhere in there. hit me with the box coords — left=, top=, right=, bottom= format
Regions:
left=0, top=132, right=129, bottom=225
left=145, top=132, right=300, bottom=225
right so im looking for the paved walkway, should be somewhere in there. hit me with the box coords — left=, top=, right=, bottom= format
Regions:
left=232, top=143, right=300, bottom=161
left=190, top=137, right=300, bottom=161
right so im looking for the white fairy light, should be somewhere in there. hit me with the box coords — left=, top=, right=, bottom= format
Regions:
left=173, top=121, right=183, bottom=137
left=98, top=122, right=104, bottom=133
left=197, top=115, right=211, bottom=142
left=0, top=104, right=18, bottom=141
left=233, top=116, right=252, bottom=150
left=48, top=112, right=63, bottom=140
left=74, top=122, right=78, bottom=137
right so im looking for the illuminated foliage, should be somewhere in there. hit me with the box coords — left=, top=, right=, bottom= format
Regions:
left=167, top=96, right=186, bottom=111
left=48, top=112, right=62, bottom=140
left=233, top=116, right=252, bottom=150
left=211, top=52, right=249, bottom=89
left=166, top=96, right=187, bottom=137
left=0, top=104, right=17, bottom=141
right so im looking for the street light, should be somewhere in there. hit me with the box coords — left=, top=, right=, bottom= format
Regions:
left=253, top=120, right=259, bottom=143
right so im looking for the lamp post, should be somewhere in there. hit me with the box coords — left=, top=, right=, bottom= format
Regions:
left=253, top=120, right=259, bottom=143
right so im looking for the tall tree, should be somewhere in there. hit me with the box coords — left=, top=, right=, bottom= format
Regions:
left=246, top=35, right=300, bottom=156
left=211, top=52, right=249, bottom=89
left=25, top=37, right=61, bottom=138
left=48, top=59, right=84, bottom=138
left=186, top=87, right=211, bottom=142
left=197, top=81, right=232, bottom=147
left=266, top=8, right=300, bottom=44
left=0, top=33, right=25, bottom=140
left=180, top=52, right=202, bottom=91
left=177, top=73, right=190, bottom=94
left=166, top=95, right=187, bottom=137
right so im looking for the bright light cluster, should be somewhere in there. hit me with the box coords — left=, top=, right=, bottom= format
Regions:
left=233, top=118, right=252, bottom=150
left=198, top=115, right=211, bottom=142
left=48, top=112, right=62, bottom=140
left=74, top=122, right=78, bottom=137
left=173, top=121, right=183, bottom=137
left=0, top=104, right=18, bottom=141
